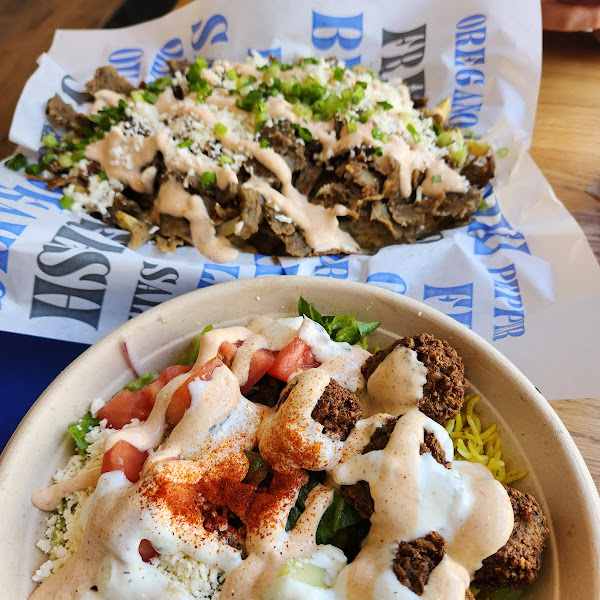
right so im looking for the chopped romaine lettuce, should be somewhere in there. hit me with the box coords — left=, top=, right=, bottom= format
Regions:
left=122, top=371, right=158, bottom=391
left=316, top=491, right=362, bottom=545
left=298, top=298, right=380, bottom=346
left=68, top=412, right=100, bottom=454
left=177, top=325, right=213, bottom=365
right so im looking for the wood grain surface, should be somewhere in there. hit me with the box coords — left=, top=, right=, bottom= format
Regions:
left=0, top=0, right=124, bottom=159
left=1, top=3, right=598, bottom=492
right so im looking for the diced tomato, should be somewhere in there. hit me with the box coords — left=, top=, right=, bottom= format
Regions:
left=138, top=539, right=158, bottom=563
left=98, top=365, right=192, bottom=429
left=241, top=349, right=276, bottom=393
left=101, top=440, right=148, bottom=483
left=218, top=341, right=242, bottom=367
left=165, top=358, right=222, bottom=426
left=267, top=338, right=320, bottom=382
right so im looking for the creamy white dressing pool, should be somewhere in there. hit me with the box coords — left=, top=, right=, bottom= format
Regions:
left=31, top=315, right=513, bottom=600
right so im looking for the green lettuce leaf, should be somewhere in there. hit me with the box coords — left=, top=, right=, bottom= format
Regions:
left=123, top=371, right=158, bottom=391
left=177, top=325, right=213, bottom=365
left=68, top=412, right=100, bottom=454
left=298, top=298, right=380, bottom=346
left=316, top=491, right=362, bottom=545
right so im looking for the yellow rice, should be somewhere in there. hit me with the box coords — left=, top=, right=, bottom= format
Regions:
left=445, top=394, right=527, bottom=485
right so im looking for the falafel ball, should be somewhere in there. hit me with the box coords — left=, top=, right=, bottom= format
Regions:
left=279, top=378, right=362, bottom=441
left=362, top=334, right=466, bottom=424
left=340, top=418, right=451, bottom=519
left=473, top=486, right=549, bottom=591
left=393, top=531, right=446, bottom=595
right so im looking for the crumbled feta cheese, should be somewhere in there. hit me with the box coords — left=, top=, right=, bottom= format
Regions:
left=63, top=175, right=123, bottom=216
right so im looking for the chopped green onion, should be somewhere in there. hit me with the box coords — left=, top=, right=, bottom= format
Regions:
left=225, top=69, right=239, bottom=81
left=293, top=104, right=312, bottom=119
left=358, top=109, right=374, bottom=123
left=465, top=128, right=475, bottom=139
left=377, top=101, right=393, bottom=110
left=254, top=109, right=267, bottom=132
left=72, top=150, right=87, bottom=163
left=351, top=82, right=366, bottom=103
left=431, top=174, right=442, bottom=184
left=5, top=153, right=28, bottom=171
left=59, top=196, right=75, bottom=210
left=98, top=170, right=108, bottom=181
left=347, top=121, right=357, bottom=133
left=42, top=153, right=56, bottom=165
left=450, top=145, right=468, bottom=165
left=57, top=154, right=74, bottom=168
left=281, top=77, right=302, bottom=103
left=219, top=154, right=234, bottom=165
left=130, top=90, right=144, bottom=103
left=196, top=86, right=213, bottom=103
left=301, top=77, right=327, bottom=105
left=238, top=75, right=257, bottom=91
left=236, top=89, right=264, bottom=111
left=497, top=147, right=509, bottom=158
left=260, top=139, right=271, bottom=148
left=292, top=124, right=313, bottom=142
left=42, top=134, right=58, bottom=148
left=195, top=57, right=208, bottom=70
left=263, top=64, right=281, bottom=83
left=371, top=128, right=389, bottom=143
left=146, top=77, right=173, bottom=95
left=374, top=146, right=384, bottom=157
left=214, top=123, right=228, bottom=137
left=477, top=198, right=488, bottom=212
left=431, top=121, right=442, bottom=135
left=177, top=139, right=193, bottom=149
left=25, top=163, right=43, bottom=176
left=333, top=66, right=344, bottom=82
left=437, top=131, right=452, bottom=147
left=201, top=171, right=217, bottom=189
left=143, top=90, right=158, bottom=104
left=407, top=123, right=421, bottom=143
left=300, top=57, right=319, bottom=66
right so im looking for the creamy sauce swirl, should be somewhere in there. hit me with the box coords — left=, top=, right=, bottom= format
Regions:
left=31, top=317, right=513, bottom=600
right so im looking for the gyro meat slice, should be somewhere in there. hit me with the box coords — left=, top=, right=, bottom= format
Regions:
left=362, top=334, right=466, bottom=424
left=473, top=486, right=549, bottom=591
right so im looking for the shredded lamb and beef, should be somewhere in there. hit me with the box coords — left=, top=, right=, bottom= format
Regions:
left=20, top=57, right=495, bottom=262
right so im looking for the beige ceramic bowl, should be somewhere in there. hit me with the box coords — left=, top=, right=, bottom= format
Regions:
left=1, top=277, right=599, bottom=599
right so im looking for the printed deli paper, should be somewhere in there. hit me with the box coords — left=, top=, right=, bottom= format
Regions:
left=2, top=0, right=600, bottom=400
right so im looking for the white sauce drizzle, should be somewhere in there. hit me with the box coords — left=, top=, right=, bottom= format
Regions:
left=30, top=317, right=513, bottom=600
left=82, top=60, right=470, bottom=262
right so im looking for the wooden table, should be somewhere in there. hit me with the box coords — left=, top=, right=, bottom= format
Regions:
left=1, top=5, right=599, bottom=491
left=530, top=31, right=600, bottom=493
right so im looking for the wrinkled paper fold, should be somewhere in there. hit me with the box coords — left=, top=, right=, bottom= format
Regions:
left=2, top=0, right=600, bottom=400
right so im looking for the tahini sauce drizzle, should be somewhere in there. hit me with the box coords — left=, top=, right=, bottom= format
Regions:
left=31, top=317, right=513, bottom=600
left=83, top=60, right=469, bottom=262
left=331, top=346, right=514, bottom=600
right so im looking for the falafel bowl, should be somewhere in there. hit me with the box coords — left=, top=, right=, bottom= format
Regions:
left=1, top=278, right=598, bottom=598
